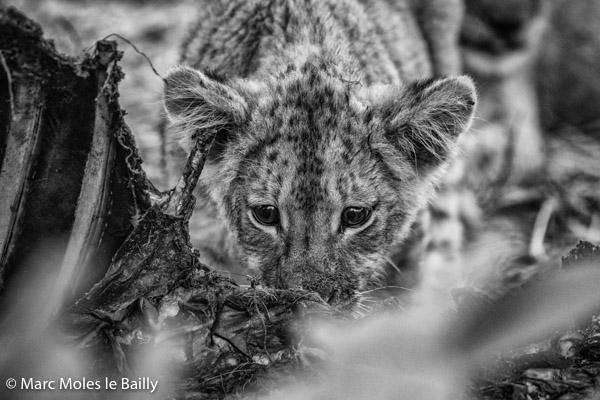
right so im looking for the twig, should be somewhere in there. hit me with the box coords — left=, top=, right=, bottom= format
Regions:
left=486, top=112, right=520, bottom=209
left=101, top=33, right=162, bottom=79
left=162, top=128, right=218, bottom=217
left=529, top=197, right=559, bottom=259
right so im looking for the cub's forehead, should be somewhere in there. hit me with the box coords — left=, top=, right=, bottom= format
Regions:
left=242, top=69, right=372, bottom=179
left=239, top=120, right=381, bottom=209
left=242, top=136, right=380, bottom=209
left=231, top=62, right=384, bottom=206
left=244, top=66, right=368, bottom=152
left=251, top=62, right=365, bottom=131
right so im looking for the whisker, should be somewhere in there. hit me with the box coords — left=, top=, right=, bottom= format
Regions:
left=355, top=303, right=372, bottom=312
left=359, top=285, right=415, bottom=295
left=384, top=256, right=402, bottom=274
left=358, top=297, right=378, bottom=304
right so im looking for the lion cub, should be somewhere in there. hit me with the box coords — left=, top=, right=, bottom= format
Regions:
left=164, top=0, right=476, bottom=309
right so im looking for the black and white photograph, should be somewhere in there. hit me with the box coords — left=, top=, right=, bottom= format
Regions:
left=1, top=0, right=600, bottom=398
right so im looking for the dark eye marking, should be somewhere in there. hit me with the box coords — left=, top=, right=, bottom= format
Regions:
left=341, top=207, right=371, bottom=228
left=252, top=205, right=280, bottom=226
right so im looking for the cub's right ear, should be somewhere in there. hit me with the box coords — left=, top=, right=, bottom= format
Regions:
left=163, top=66, right=249, bottom=153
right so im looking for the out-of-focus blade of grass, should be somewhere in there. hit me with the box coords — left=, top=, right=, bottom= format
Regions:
left=447, top=264, right=600, bottom=356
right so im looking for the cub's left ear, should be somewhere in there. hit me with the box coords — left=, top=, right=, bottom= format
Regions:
left=368, top=76, right=476, bottom=177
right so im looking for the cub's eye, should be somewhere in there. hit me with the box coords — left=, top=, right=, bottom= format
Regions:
left=251, top=205, right=280, bottom=226
left=341, top=207, right=371, bottom=228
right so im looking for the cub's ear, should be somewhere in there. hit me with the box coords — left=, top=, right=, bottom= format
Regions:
left=163, top=66, right=249, bottom=156
left=367, top=76, right=476, bottom=178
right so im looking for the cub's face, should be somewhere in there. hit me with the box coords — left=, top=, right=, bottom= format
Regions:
left=164, top=62, right=476, bottom=309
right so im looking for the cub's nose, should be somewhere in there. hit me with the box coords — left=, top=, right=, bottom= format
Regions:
left=278, top=258, right=358, bottom=308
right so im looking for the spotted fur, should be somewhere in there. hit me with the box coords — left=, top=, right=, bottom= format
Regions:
left=164, top=0, right=476, bottom=309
